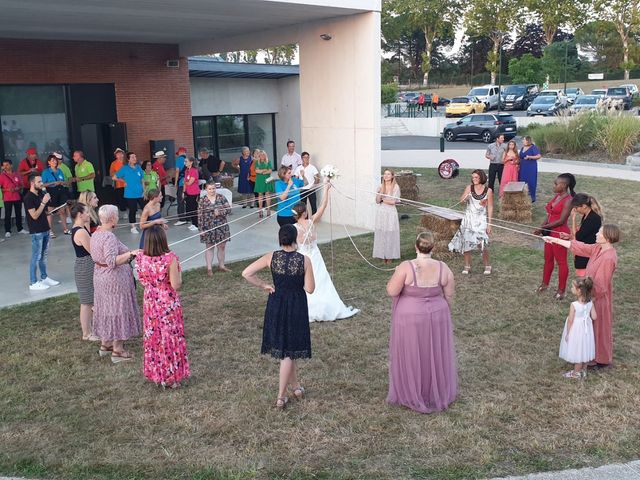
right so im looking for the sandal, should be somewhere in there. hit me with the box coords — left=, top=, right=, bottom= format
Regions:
left=555, top=291, right=565, bottom=300
left=563, top=370, right=582, bottom=379
left=275, top=396, right=289, bottom=410
left=83, top=334, right=101, bottom=341
left=50, top=232, right=57, bottom=239
left=111, top=350, right=134, bottom=364
left=98, top=345, right=113, bottom=357
left=535, top=284, right=548, bottom=294
left=63, top=230, right=72, bottom=235
left=483, top=266, right=492, bottom=275
left=258, top=210, right=264, bottom=219
left=218, top=266, right=232, bottom=273
left=207, top=269, right=213, bottom=278
left=461, top=266, right=471, bottom=275
left=292, top=386, right=305, bottom=401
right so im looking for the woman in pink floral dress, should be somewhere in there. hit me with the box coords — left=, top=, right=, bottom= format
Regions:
left=137, top=225, right=190, bottom=388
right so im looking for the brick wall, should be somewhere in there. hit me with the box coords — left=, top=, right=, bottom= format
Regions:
left=0, top=39, right=193, bottom=158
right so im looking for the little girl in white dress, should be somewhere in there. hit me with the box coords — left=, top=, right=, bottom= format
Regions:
left=559, top=277, right=596, bottom=379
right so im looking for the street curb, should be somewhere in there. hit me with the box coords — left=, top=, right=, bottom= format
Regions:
left=540, top=156, right=640, bottom=172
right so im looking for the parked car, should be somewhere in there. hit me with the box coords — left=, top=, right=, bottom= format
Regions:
left=565, top=87, right=585, bottom=104
left=620, top=83, right=639, bottom=97
left=425, top=94, right=450, bottom=106
left=468, top=85, right=500, bottom=110
left=443, top=113, right=517, bottom=143
left=526, top=95, right=565, bottom=116
left=591, top=88, right=607, bottom=97
left=605, top=86, right=632, bottom=110
left=569, top=95, right=602, bottom=115
left=445, top=96, right=486, bottom=117
left=538, top=89, right=568, bottom=106
left=398, top=91, right=420, bottom=104
left=500, top=84, right=539, bottom=110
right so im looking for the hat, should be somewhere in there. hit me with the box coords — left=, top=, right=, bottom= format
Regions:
left=153, top=150, right=167, bottom=159
left=114, top=147, right=125, bottom=155
left=176, top=147, right=187, bottom=155
left=26, top=147, right=37, bottom=155
left=53, top=152, right=63, bottom=160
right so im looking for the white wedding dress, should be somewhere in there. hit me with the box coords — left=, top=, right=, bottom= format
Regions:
left=295, top=221, right=360, bottom=322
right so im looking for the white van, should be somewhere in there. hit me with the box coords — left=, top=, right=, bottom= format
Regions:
left=468, top=85, right=500, bottom=110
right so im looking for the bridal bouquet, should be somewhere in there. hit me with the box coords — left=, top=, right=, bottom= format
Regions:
left=320, top=164, right=340, bottom=179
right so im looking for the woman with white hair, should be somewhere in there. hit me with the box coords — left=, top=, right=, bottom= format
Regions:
left=90, top=204, right=142, bottom=363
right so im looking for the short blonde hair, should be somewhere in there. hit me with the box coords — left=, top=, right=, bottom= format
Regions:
left=98, top=204, right=118, bottom=224
left=416, top=231, right=435, bottom=254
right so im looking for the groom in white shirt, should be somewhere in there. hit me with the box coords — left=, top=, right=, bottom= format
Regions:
left=293, top=151, right=320, bottom=214
left=281, top=140, right=302, bottom=171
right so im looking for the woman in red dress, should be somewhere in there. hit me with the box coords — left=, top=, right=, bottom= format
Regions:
left=533, top=173, right=576, bottom=300
left=544, top=224, right=619, bottom=368
left=137, top=225, right=190, bottom=388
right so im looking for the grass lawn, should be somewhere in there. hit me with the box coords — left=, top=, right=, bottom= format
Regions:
left=1, top=170, right=639, bottom=480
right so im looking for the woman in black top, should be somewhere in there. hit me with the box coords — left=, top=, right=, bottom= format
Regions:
left=563, top=193, right=603, bottom=277
left=69, top=201, right=99, bottom=341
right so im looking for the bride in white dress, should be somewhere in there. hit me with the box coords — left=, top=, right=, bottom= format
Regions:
left=292, top=182, right=360, bottom=322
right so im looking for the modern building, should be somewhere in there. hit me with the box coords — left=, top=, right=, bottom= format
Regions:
left=0, top=0, right=381, bottom=227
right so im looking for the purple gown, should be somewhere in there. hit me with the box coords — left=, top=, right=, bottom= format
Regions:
left=387, top=261, right=458, bottom=413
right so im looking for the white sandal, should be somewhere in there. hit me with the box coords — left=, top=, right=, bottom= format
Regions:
left=462, top=266, right=471, bottom=275
left=483, top=266, right=492, bottom=275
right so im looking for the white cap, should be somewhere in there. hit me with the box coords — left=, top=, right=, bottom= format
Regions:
left=52, top=152, right=63, bottom=159
left=153, top=150, right=167, bottom=158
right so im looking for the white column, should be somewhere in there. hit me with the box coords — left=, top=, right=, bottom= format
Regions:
left=298, top=11, right=381, bottom=229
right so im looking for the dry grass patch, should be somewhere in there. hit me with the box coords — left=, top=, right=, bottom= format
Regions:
left=0, top=170, right=639, bottom=480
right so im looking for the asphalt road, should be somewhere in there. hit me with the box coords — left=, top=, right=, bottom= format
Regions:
left=382, top=135, right=517, bottom=150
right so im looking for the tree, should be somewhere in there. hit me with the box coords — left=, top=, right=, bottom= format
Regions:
left=465, top=0, right=523, bottom=84
left=595, top=0, right=640, bottom=80
left=541, top=39, right=580, bottom=84
left=263, top=45, right=297, bottom=65
left=385, top=0, right=463, bottom=85
left=382, top=11, right=427, bottom=83
left=455, top=35, right=494, bottom=78
left=508, top=53, right=545, bottom=84
left=575, top=21, right=624, bottom=70
left=526, top=0, right=590, bottom=45
left=511, top=24, right=547, bottom=58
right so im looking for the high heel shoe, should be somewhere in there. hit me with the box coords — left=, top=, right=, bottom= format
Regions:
left=555, top=290, right=565, bottom=300
left=258, top=210, right=264, bottom=219
left=275, top=396, right=289, bottom=410
left=535, top=284, right=548, bottom=294
left=291, top=385, right=305, bottom=401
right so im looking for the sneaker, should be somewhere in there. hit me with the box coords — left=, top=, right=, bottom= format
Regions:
left=66, top=216, right=73, bottom=224
left=174, top=220, right=187, bottom=226
left=18, top=229, right=29, bottom=234
left=188, top=224, right=199, bottom=232
left=29, top=281, right=50, bottom=291
left=4, top=232, right=10, bottom=238
left=130, top=227, right=139, bottom=234
left=41, top=277, right=60, bottom=287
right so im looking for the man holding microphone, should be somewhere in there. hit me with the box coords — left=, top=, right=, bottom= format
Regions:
left=24, top=173, right=59, bottom=291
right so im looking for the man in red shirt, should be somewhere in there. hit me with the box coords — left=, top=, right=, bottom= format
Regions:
left=152, top=150, right=168, bottom=208
left=18, top=147, right=44, bottom=194
left=0, top=159, right=28, bottom=237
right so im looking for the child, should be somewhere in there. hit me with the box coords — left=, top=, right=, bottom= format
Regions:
left=559, top=277, right=597, bottom=378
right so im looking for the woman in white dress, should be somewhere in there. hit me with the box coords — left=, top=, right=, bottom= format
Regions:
left=373, top=169, right=401, bottom=264
left=448, top=169, right=493, bottom=275
left=292, top=182, right=360, bottom=322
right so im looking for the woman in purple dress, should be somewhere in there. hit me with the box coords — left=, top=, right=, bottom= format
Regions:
left=386, top=231, right=457, bottom=413
left=518, top=135, right=542, bottom=202
left=90, top=204, right=142, bottom=363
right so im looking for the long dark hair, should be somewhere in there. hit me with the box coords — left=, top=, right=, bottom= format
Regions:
left=571, top=193, right=603, bottom=219
left=558, top=173, right=576, bottom=197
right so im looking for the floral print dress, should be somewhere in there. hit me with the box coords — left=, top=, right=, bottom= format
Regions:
left=198, top=193, right=231, bottom=244
left=136, top=251, right=190, bottom=386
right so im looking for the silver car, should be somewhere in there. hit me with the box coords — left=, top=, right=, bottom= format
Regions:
left=569, top=95, right=601, bottom=115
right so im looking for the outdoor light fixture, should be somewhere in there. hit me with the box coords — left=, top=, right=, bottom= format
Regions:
left=320, top=33, right=332, bottom=41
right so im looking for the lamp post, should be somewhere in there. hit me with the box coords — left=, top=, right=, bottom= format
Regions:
left=498, top=41, right=503, bottom=113
left=563, top=40, right=569, bottom=93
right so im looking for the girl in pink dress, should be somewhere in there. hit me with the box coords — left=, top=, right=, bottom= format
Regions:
left=499, top=140, right=520, bottom=198
left=137, top=225, right=190, bottom=388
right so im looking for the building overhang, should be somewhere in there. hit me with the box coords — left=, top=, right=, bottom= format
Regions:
left=188, top=58, right=299, bottom=79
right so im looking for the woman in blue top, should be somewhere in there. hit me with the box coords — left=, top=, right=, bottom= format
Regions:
left=275, top=165, right=307, bottom=227
left=114, top=151, right=145, bottom=234
left=518, top=136, right=542, bottom=203
left=42, top=153, right=70, bottom=237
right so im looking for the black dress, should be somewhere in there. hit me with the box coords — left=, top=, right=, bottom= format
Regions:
left=261, top=250, right=311, bottom=359
left=574, top=211, right=602, bottom=269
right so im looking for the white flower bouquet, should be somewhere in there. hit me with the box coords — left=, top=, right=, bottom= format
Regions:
left=320, top=164, right=340, bottom=179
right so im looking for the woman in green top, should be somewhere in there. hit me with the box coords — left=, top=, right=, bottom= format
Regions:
left=254, top=150, right=274, bottom=219
left=142, top=161, right=160, bottom=199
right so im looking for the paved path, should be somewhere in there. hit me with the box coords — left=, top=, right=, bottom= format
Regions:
left=492, top=460, right=640, bottom=479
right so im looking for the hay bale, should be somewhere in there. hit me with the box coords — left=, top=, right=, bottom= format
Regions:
left=395, top=172, right=419, bottom=201
left=418, top=207, right=463, bottom=254
left=500, top=183, right=532, bottom=222
left=220, top=176, right=234, bottom=189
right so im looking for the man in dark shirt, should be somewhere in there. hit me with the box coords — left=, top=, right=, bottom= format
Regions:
left=24, top=173, right=60, bottom=291
left=199, top=147, right=225, bottom=182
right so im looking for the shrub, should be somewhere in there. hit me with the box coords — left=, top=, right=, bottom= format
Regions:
left=381, top=83, right=398, bottom=104
left=595, top=116, right=640, bottom=160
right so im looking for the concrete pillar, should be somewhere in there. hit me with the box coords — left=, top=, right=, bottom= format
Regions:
left=297, top=11, right=381, bottom=229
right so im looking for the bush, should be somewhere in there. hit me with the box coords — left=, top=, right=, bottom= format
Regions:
left=595, top=116, right=640, bottom=160
left=381, top=83, right=398, bottom=104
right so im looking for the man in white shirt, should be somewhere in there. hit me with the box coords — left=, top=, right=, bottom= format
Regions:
left=281, top=140, right=302, bottom=170
left=293, top=151, right=320, bottom=214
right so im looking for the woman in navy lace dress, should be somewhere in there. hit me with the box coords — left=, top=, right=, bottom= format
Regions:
left=242, top=224, right=315, bottom=409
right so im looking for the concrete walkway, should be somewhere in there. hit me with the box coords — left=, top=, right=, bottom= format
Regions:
left=492, top=460, right=640, bottom=479
left=382, top=149, right=640, bottom=181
